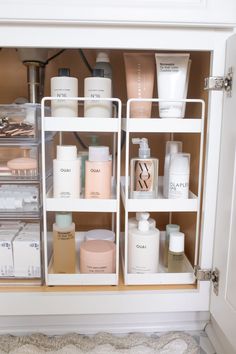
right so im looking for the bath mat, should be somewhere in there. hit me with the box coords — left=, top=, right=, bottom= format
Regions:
left=0, top=331, right=200, bottom=354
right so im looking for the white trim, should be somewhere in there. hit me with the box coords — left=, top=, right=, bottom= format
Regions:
left=205, top=317, right=236, bottom=354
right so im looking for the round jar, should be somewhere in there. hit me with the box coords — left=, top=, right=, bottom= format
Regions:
left=85, top=229, right=115, bottom=242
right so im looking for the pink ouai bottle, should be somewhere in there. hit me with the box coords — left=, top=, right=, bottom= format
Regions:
left=85, top=146, right=112, bottom=199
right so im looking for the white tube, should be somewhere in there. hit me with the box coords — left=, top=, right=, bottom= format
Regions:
left=155, top=53, right=190, bottom=118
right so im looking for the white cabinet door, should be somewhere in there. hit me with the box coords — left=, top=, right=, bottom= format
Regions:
left=210, top=33, right=236, bottom=350
left=1, top=0, right=236, bottom=27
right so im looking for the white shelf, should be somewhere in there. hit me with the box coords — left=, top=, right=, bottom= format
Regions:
left=122, top=232, right=195, bottom=285
left=122, top=118, right=202, bottom=133
left=46, top=197, right=118, bottom=212
left=44, top=117, right=119, bottom=132
left=120, top=177, right=198, bottom=212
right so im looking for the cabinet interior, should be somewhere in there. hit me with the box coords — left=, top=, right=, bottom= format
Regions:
left=0, top=48, right=210, bottom=289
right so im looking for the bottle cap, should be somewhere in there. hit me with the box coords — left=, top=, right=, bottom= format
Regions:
left=96, top=52, right=110, bottom=63
left=136, top=212, right=150, bottom=221
left=138, top=212, right=149, bottom=232
left=169, top=153, right=190, bottom=174
left=56, top=145, right=77, bottom=160
left=85, top=229, right=115, bottom=242
left=92, top=69, right=104, bottom=77
left=166, top=224, right=180, bottom=239
left=89, top=146, right=109, bottom=162
left=132, top=138, right=150, bottom=158
left=166, top=141, right=182, bottom=155
left=55, top=212, right=72, bottom=228
left=169, top=232, right=185, bottom=253
left=58, top=68, right=70, bottom=77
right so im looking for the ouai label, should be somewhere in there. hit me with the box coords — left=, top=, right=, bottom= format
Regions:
left=135, top=160, right=154, bottom=191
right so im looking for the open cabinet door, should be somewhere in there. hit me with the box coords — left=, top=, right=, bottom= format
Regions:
left=210, top=34, right=236, bottom=350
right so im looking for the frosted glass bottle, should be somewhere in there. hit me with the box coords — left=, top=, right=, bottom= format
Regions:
left=128, top=213, right=160, bottom=273
left=51, top=68, right=78, bottom=117
left=53, top=212, right=76, bottom=274
left=163, top=224, right=180, bottom=268
left=163, top=141, right=182, bottom=198
left=168, top=231, right=185, bottom=273
left=168, top=153, right=190, bottom=199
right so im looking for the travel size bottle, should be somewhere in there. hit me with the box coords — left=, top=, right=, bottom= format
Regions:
left=163, top=223, right=180, bottom=268
left=128, top=213, right=160, bottom=273
left=50, top=68, right=78, bottom=117
left=85, top=146, right=112, bottom=199
left=130, top=138, right=158, bottom=199
left=128, top=212, right=156, bottom=230
left=53, top=212, right=76, bottom=274
left=168, top=231, right=185, bottom=273
left=163, top=141, right=183, bottom=198
left=94, top=52, right=112, bottom=80
left=84, top=69, right=112, bottom=118
left=53, top=145, right=81, bottom=198
left=168, top=153, right=190, bottom=199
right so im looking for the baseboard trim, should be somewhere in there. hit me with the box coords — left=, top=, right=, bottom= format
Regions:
left=0, top=311, right=210, bottom=335
left=205, top=317, right=236, bottom=354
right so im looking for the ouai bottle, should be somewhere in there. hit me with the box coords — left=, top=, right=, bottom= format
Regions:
left=53, top=212, right=76, bottom=274
left=130, top=138, right=158, bottom=199
left=168, top=231, right=185, bottom=273
left=128, top=212, right=160, bottom=273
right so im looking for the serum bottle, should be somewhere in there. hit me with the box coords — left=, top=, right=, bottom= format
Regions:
left=53, top=212, right=76, bottom=274
left=168, top=231, right=185, bottom=273
left=163, top=223, right=180, bottom=268
left=50, top=68, right=78, bottom=117
left=85, top=146, right=112, bottom=199
left=130, top=138, right=158, bottom=198
left=53, top=145, right=81, bottom=198
left=128, top=212, right=160, bottom=273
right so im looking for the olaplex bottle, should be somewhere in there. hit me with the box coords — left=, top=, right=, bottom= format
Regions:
left=130, top=138, right=158, bottom=198
left=84, top=69, right=112, bottom=118
left=53, top=145, right=81, bottom=198
left=128, top=213, right=160, bottom=273
left=168, top=153, right=190, bottom=199
left=50, top=68, right=78, bottom=117
left=53, top=212, right=76, bottom=274
left=168, top=231, right=185, bottom=273
left=163, top=141, right=183, bottom=198
left=128, top=212, right=156, bottom=230
left=164, top=224, right=180, bottom=268
left=85, top=146, right=112, bottom=199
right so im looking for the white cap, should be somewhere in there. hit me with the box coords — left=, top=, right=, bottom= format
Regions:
left=166, top=141, right=182, bottom=155
left=96, top=52, right=110, bottom=63
left=169, top=153, right=190, bottom=174
left=138, top=212, right=149, bottom=232
left=89, top=146, right=109, bottom=162
left=56, top=145, right=77, bottom=160
left=169, top=232, right=185, bottom=253
left=85, top=229, right=115, bottom=242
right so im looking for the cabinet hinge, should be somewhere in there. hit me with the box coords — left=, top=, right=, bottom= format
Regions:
left=204, top=67, right=233, bottom=97
left=194, top=266, right=219, bottom=296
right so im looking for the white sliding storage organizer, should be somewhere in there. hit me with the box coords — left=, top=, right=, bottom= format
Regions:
left=41, top=97, right=122, bottom=286
left=121, top=98, right=205, bottom=285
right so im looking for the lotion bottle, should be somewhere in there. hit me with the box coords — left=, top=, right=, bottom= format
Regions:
left=130, top=138, right=158, bottom=199
left=84, top=69, right=112, bottom=118
left=128, top=212, right=156, bottom=230
left=50, top=68, right=78, bottom=117
left=128, top=212, right=160, bottom=273
left=163, top=141, right=183, bottom=198
left=53, top=212, right=76, bottom=274
left=168, top=231, right=185, bottom=273
left=85, top=146, right=112, bottom=199
left=53, top=145, right=81, bottom=198
left=163, top=223, right=180, bottom=268
left=168, top=153, right=190, bottom=199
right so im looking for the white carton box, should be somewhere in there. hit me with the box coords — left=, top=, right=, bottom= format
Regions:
left=0, top=233, right=15, bottom=277
left=13, top=232, right=41, bottom=278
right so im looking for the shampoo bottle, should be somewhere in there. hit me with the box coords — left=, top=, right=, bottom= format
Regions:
left=128, top=213, right=160, bottom=273
left=50, top=68, right=78, bottom=117
left=53, top=145, right=81, bottom=198
left=168, top=153, right=190, bottom=199
left=168, top=231, right=185, bottom=273
left=163, top=223, right=180, bottom=268
left=84, top=69, right=112, bottom=118
left=130, top=138, right=158, bottom=199
left=128, top=212, right=156, bottom=230
left=53, top=212, right=76, bottom=274
left=85, top=146, right=112, bottom=199
left=163, top=141, right=183, bottom=198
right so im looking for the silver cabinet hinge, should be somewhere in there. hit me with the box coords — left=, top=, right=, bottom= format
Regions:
left=204, top=67, right=233, bottom=97
left=194, top=266, right=219, bottom=296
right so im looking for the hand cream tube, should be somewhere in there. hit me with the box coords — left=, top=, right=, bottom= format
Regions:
left=124, top=53, right=155, bottom=118
left=155, top=53, right=190, bottom=118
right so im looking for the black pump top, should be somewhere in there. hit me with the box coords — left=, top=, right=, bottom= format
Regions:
left=58, top=68, right=70, bottom=77
left=92, top=68, right=104, bottom=77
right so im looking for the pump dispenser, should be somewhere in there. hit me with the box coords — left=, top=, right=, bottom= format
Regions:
left=128, top=212, right=160, bottom=273
left=128, top=212, right=156, bottom=229
left=130, top=138, right=158, bottom=199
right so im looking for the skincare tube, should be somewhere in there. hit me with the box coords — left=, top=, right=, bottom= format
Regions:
left=124, top=53, right=155, bottom=118
left=155, top=53, right=190, bottom=118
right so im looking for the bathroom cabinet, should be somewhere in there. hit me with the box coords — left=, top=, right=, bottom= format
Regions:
left=0, top=0, right=236, bottom=352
